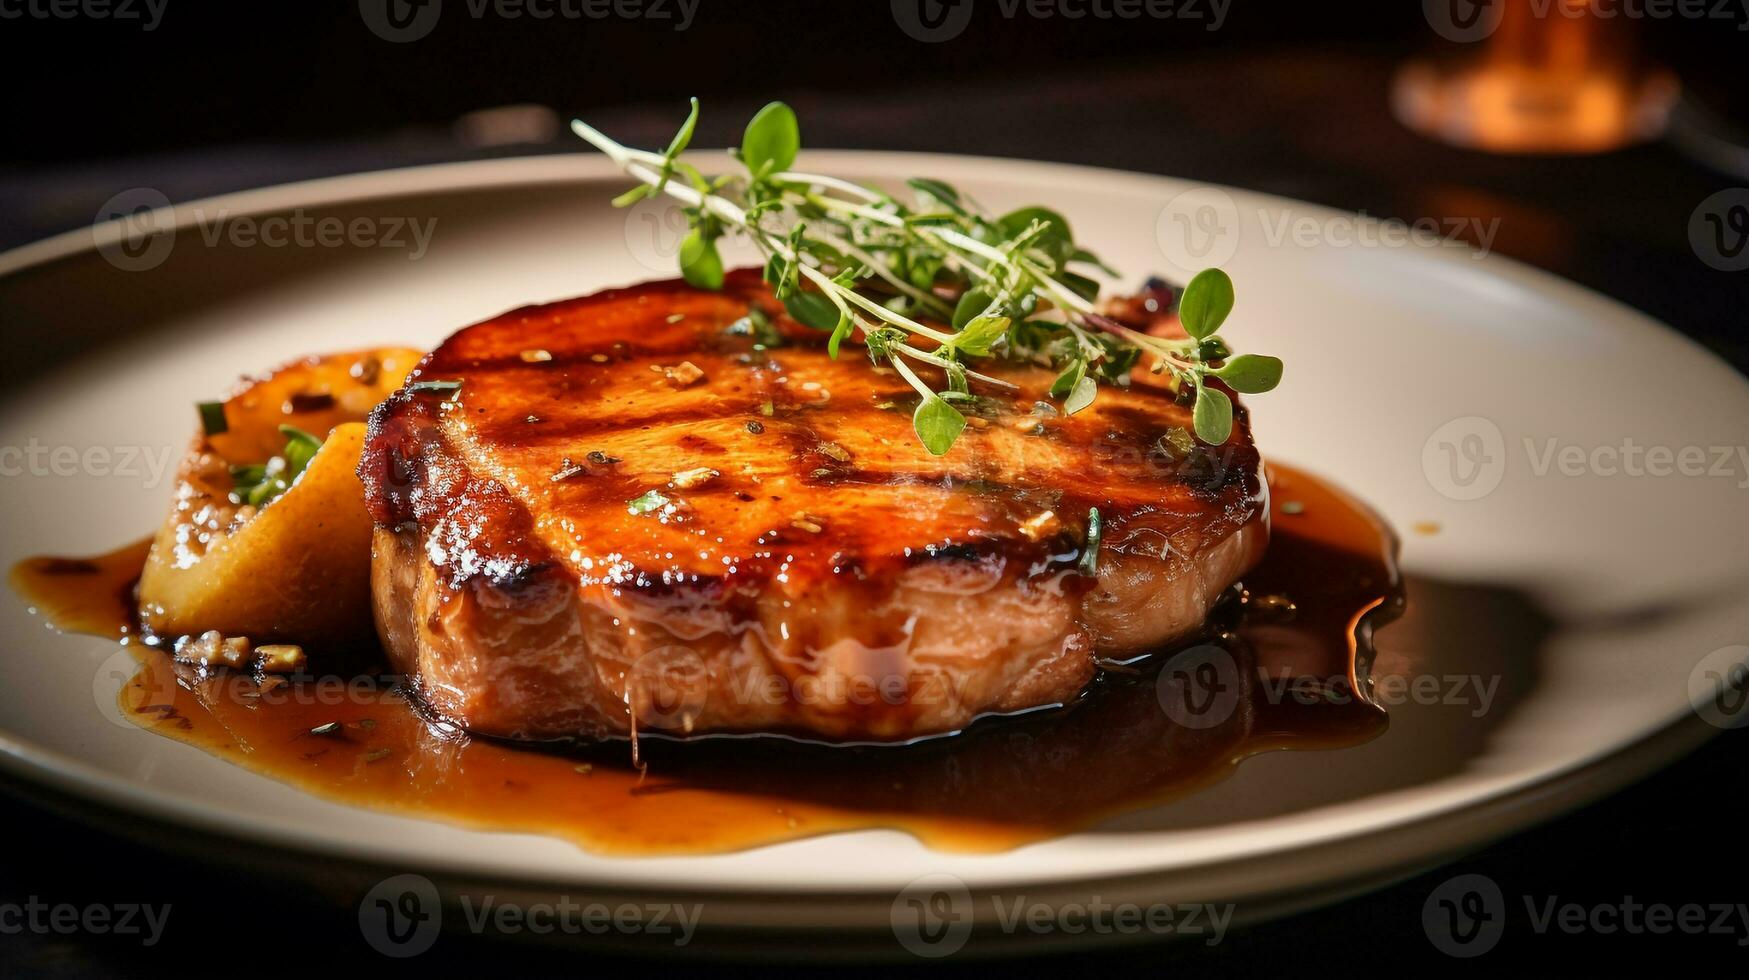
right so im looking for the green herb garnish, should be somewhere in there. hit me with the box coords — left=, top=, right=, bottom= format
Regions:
left=1079, top=507, right=1103, bottom=577
left=407, top=379, right=463, bottom=396
left=572, top=101, right=1282, bottom=453
left=231, top=425, right=324, bottom=507
left=198, top=401, right=228, bottom=437
left=627, top=489, right=673, bottom=515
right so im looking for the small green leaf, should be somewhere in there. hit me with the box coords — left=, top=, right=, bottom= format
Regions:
left=998, top=206, right=1075, bottom=266
left=278, top=425, right=324, bottom=479
left=1070, top=246, right=1120, bottom=278
left=1049, top=360, right=1087, bottom=401
left=611, top=185, right=652, bottom=208
left=664, top=97, right=700, bottom=159
left=1179, top=268, right=1234, bottom=341
left=678, top=228, right=724, bottom=290
left=1192, top=385, right=1233, bottom=445
left=783, top=290, right=839, bottom=329
left=741, top=101, right=800, bottom=177
left=907, top=178, right=966, bottom=215
left=951, top=314, right=1010, bottom=357
left=1059, top=271, right=1101, bottom=303
left=913, top=395, right=966, bottom=456
left=627, top=489, right=673, bottom=515
left=1078, top=507, right=1103, bottom=577
left=998, top=206, right=1071, bottom=244
left=198, top=401, right=227, bottom=437
left=827, top=309, right=854, bottom=359
left=951, top=288, right=992, bottom=330
left=1063, top=375, right=1097, bottom=416
left=1214, top=354, right=1283, bottom=394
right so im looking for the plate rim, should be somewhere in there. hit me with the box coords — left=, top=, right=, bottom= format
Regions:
left=0, top=150, right=1740, bottom=907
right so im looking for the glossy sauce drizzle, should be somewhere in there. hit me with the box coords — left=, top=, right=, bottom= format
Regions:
left=12, top=463, right=1401, bottom=854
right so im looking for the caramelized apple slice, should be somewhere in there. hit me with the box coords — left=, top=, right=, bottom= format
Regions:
left=138, top=348, right=421, bottom=651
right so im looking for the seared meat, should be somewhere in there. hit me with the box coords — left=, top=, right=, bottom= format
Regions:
left=360, top=270, right=1267, bottom=742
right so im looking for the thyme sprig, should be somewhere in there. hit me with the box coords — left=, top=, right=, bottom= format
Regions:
left=571, top=100, right=1282, bottom=453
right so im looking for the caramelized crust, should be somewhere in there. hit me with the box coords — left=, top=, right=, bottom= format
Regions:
left=361, top=270, right=1267, bottom=741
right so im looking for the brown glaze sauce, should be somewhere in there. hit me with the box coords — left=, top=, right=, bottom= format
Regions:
left=11, top=463, right=1401, bottom=855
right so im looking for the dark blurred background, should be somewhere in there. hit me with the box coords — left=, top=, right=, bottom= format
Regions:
left=3, top=1, right=1749, bottom=975
left=2, top=1, right=1745, bottom=164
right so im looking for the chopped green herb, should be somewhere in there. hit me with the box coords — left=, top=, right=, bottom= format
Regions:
left=627, top=489, right=673, bottom=515
left=197, top=401, right=228, bottom=437
left=232, top=425, right=326, bottom=508
left=1078, top=507, right=1103, bottom=577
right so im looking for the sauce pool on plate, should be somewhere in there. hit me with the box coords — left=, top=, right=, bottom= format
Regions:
left=11, top=463, right=1402, bottom=854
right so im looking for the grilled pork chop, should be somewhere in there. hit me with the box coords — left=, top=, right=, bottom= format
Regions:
left=360, top=270, right=1268, bottom=742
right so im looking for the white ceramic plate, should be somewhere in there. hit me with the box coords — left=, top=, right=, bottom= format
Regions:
left=2, top=153, right=1746, bottom=952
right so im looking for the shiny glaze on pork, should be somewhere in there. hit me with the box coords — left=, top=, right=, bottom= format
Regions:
left=360, top=269, right=1267, bottom=741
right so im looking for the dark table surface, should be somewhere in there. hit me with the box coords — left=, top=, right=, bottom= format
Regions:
left=2, top=52, right=1745, bottom=976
